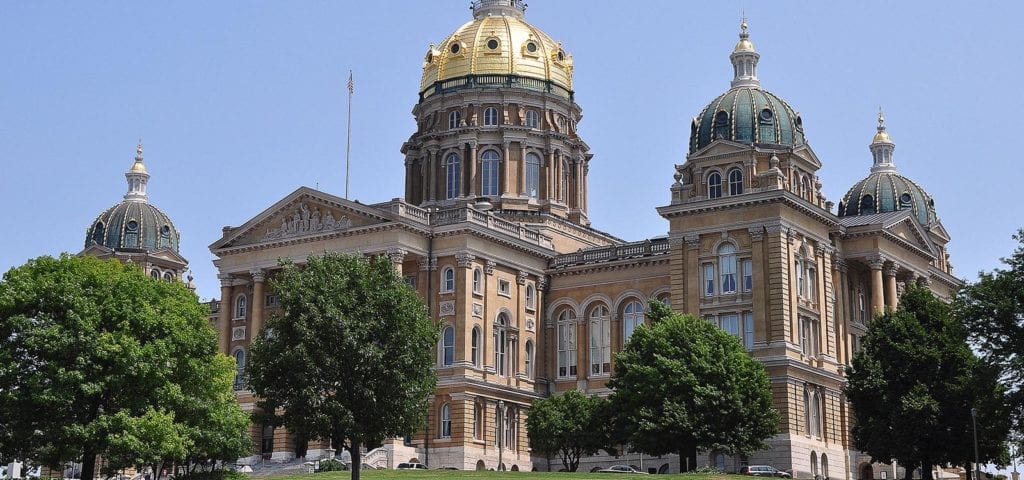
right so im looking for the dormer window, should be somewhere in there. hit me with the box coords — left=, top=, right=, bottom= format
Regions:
left=484, top=107, right=499, bottom=126
left=708, top=171, right=723, bottom=199
left=861, top=194, right=875, bottom=214
left=449, top=42, right=462, bottom=55
left=449, top=111, right=461, bottom=130
left=526, top=110, right=539, bottom=128
left=899, top=192, right=912, bottom=207
left=525, top=41, right=538, bottom=54
left=714, top=111, right=730, bottom=140
left=728, top=168, right=743, bottom=195
left=486, top=38, right=500, bottom=51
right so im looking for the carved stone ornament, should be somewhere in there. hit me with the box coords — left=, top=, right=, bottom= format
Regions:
left=472, top=303, right=483, bottom=318
left=485, top=260, right=497, bottom=275
left=456, top=252, right=476, bottom=268
left=263, top=202, right=352, bottom=241
left=439, top=300, right=456, bottom=317
left=387, top=248, right=407, bottom=265
left=525, top=318, right=535, bottom=332
left=517, top=270, right=528, bottom=285
left=231, top=326, right=246, bottom=341
left=419, top=256, right=437, bottom=271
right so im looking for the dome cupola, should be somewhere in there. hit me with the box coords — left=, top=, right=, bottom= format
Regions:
left=689, top=20, right=806, bottom=154
left=419, top=0, right=574, bottom=100
left=84, top=143, right=181, bottom=253
left=838, top=113, right=937, bottom=225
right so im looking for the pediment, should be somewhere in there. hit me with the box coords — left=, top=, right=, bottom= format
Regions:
left=690, top=139, right=752, bottom=158
left=928, top=220, right=951, bottom=243
left=210, top=187, right=393, bottom=251
left=883, top=214, right=937, bottom=257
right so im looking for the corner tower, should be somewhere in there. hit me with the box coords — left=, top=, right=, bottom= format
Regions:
left=402, top=0, right=592, bottom=225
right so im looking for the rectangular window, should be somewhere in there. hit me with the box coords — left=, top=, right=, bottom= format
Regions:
left=498, top=279, right=511, bottom=297
left=589, top=317, right=611, bottom=376
left=801, top=317, right=820, bottom=356
left=721, top=257, right=737, bottom=294
left=743, top=312, right=754, bottom=350
left=808, top=267, right=817, bottom=302
left=404, top=275, right=417, bottom=289
left=796, top=260, right=806, bottom=298
left=721, top=314, right=739, bottom=337
left=264, top=294, right=278, bottom=307
left=742, top=258, right=753, bottom=291
left=703, top=263, right=715, bottom=297
left=557, top=322, right=577, bottom=377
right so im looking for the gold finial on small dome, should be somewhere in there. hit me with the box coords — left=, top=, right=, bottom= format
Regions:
left=734, top=14, right=756, bottom=53
left=130, top=140, right=148, bottom=173
left=873, top=107, right=893, bottom=143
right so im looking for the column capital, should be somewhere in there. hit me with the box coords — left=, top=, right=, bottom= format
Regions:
left=916, top=275, right=931, bottom=287
left=883, top=262, right=899, bottom=277
left=831, top=253, right=847, bottom=273
left=218, top=274, right=235, bottom=288
left=418, top=256, right=437, bottom=271
left=485, top=260, right=497, bottom=275
left=867, top=256, right=885, bottom=270
left=748, top=226, right=765, bottom=242
left=456, top=252, right=476, bottom=268
left=387, top=248, right=408, bottom=265
left=538, top=276, right=549, bottom=292
left=684, top=234, right=700, bottom=249
left=250, top=269, right=266, bottom=283
left=517, top=270, right=529, bottom=285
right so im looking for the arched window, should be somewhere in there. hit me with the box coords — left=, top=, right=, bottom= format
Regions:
left=719, top=243, right=738, bottom=294
left=159, top=224, right=171, bottom=248
left=439, top=403, right=451, bottom=438
left=472, top=267, right=482, bottom=294
left=525, top=284, right=535, bottom=309
left=806, top=388, right=822, bottom=437
left=656, top=294, right=671, bottom=308
left=556, top=308, right=577, bottom=377
left=125, top=220, right=139, bottom=248
left=560, top=158, right=570, bottom=202
left=233, top=349, right=245, bottom=389
left=481, top=150, right=500, bottom=196
left=445, top=153, right=461, bottom=199
left=525, top=153, right=541, bottom=198
left=524, top=340, right=534, bottom=378
left=449, top=111, right=460, bottom=129
left=163, top=272, right=173, bottom=282
left=92, top=222, right=105, bottom=245
left=708, top=171, right=723, bottom=199
left=526, top=110, right=539, bottom=128
left=861, top=194, right=875, bottom=214
left=441, top=325, right=455, bottom=366
left=494, top=314, right=509, bottom=376
left=471, top=326, right=481, bottom=367
left=811, top=452, right=819, bottom=478
left=235, top=295, right=247, bottom=319
left=504, top=407, right=516, bottom=449
left=622, top=300, right=644, bottom=344
left=799, top=175, right=810, bottom=200
left=589, top=304, right=610, bottom=376
left=728, top=168, right=744, bottom=195
left=712, top=452, right=726, bottom=472
left=473, top=402, right=484, bottom=439
left=713, top=111, right=730, bottom=140
left=484, top=107, right=499, bottom=126
left=151, top=269, right=160, bottom=279
left=821, top=454, right=829, bottom=480
left=441, top=267, right=455, bottom=293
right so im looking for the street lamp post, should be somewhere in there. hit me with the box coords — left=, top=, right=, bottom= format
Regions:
left=972, top=407, right=981, bottom=480
left=498, top=400, right=505, bottom=472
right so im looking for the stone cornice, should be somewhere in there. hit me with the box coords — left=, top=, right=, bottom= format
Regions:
left=657, top=189, right=839, bottom=229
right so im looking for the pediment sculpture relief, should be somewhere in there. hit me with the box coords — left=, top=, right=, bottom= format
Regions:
left=263, top=202, right=352, bottom=241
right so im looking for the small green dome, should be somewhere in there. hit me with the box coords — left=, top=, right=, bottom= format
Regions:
left=689, top=86, right=806, bottom=154
left=838, top=172, right=937, bottom=225
left=85, top=200, right=181, bottom=253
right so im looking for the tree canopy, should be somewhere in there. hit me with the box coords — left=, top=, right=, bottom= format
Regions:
left=607, top=301, right=778, bottom=472
left=0, top=255, right=248, bottom=480
left=847, top=285, right=1009, bottom=478
left=956, top=229, right=1024, bottom=449
left=246, top=252, right=437, bottom=480
left=526, top=389, right=611, bottom=472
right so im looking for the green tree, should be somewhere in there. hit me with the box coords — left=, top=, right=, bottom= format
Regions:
left=526, top=390, right=610, bottom=472
left=0, top=255, right=247, bottom=480
left=607, top=301, right=778, bottom=472
left=246, top=252, right=437, bottom=480
left=847, top=285, right=1009, bottom=479
left=957, top=229, right=1024, bottom=448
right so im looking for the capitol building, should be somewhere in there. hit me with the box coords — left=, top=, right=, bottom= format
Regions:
left=82, top=1, right=960, bottom=477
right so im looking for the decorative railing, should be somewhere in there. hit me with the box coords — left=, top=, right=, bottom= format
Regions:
left=420, top=74, right=573, bottom=102
left=550, top=237, right=671, bottom=268
left=431, top=206, right=554, bottom=249
left=362, top=447, right=390, bottom=469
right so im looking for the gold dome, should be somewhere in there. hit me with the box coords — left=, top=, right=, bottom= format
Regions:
left=872, top=130, right=892, bottom=143
left=733, top=20, right=756, bottom=52
left=419, top=13, right=573, bottom=96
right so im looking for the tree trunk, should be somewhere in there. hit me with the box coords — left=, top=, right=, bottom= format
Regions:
left=905, top=465, right=914, bottom=480
left=922, top=464, right=934, bottom=480
left=351, top=439, right=362, bottom=480
left=80, top=448, right=97, bottom=480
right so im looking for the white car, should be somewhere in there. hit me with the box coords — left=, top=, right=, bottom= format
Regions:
left=597, top=465, right=647, bottom=474
left=395, top=462, right=428, bottom=470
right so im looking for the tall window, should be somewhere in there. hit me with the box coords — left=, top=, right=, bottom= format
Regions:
left=481, top=150, right=500, bottom=196
left=525, top=153, right=541, bottom=198
left=524, top=340, right=534, bottom=378
left=441, top=267, right=455, bottom=293
left=799, top=175, right=810, bottom=200
left=719, top=243, right=737, bottom=294
left=708, top=171, right=723, bottom=199
left=472, top=267, right=482, bottom=294
left=711, top=312, right=754, bottom=350
left=557, top=309, right=577, bottom=377
left=720, top=313, right=740, bottom=337
left=622, top=300, right=644, bottom=344
left=805, top=388, right=822, bottom=437
left=526, top=110, right=539, bottom=128
left=440, top=403, right=451, bottom=438
left=504, top=408, right=516, bottom=450
left=473, top=402, right=483, bottom=439
left=235, top=295, right=247, bottom=319
left=822, top=454, right=829, bottom=480
left=233, top=349, right=246, bottom=389
left=801, top=316, right=820, bottom=356
left=471, top=326, right=481, bottom=367
left=703, top=263, right=715, bottom=297
left=796, top=259, right=807, bottom=298
left=494, top=314, right=509, bottom=376
left=484, top=107, right=499, bottom=126
left=743, top=312, right=754, bottom=350
left=728, top=168, right=743, bottom=195
left=589, top=305, right=610, bottom=376
left=741, top=258, right=753, bottom=292
left=92, top=222, right=105, bottom=244
left=445, top=153, right=461, bottom=199
left=525, top=284, right=535, bottom=309
left=441, top=325, right=455, bottom=366
left=811, top=452, right=819, bottom=478
left=807, top=265, right=818, bottom=302
left=449, top=111, right=460, bottom=129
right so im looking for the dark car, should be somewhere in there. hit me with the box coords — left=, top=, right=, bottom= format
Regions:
left=741, top=465, right=792, bottom=478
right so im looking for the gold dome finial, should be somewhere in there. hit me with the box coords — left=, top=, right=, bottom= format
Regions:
left=873, top=107, right=892, bottom=143
left=130, top=139, right=148, bottom=173
left=734, top=14, right=755, bottom=53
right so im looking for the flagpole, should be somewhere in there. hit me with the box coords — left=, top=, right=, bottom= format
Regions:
left=345, top=70, right=353, bottom=199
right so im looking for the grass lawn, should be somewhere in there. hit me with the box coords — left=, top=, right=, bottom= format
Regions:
left=263, top=471, right=731, bottom=480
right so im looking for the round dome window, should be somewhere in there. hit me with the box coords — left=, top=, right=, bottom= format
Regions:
left=161, top=225, right=171, bottom=236
left=526, top=41, right=537, bottom=53
left=760, top=108, right=774, bottom=121
left=127, top=220, right=139, bottom=232
left=557, top=51, right=565, bottom=61
left=899, top=192, right=912, bottom=205
left=450, top=43, right=461, bottom=54
left=487, top=39, right=499, bottom=50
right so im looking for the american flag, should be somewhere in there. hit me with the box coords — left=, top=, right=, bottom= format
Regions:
left=347, top=70, right=354, bottom=94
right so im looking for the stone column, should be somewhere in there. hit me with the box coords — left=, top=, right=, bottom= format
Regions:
left=428, top=149, right=438, bottom=202
left=456, top=253, right=475, bottom=364
left=831, top=255, right=848, bottom=365
left=884, top=262, right=898, bottom=311
left=519, top=145, right=528, bottom=195
left=250, top=269, right=265, bottom=342
left=388, top=248, right=407, bottom=275
left=684, top=234, right=701, bottom=316
left=218, top=274, right=234, bottom=354
left=748, top=227, right=767, bottom=344
left=546, top=150, right=555, bottom=201
left=868, top=257, right=885, bottom=315
left=468, top=142, right=478, bottom=197
left=502, top=142, right=511, bottom=196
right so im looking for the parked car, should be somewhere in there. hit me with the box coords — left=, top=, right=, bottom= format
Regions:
left=396, top=462, right=428, bottom=470
left=741, top=465, right=792, bottom=478
left=597, top=465, right=648, bottom=474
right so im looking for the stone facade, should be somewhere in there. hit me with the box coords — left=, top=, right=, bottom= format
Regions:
left=207, top=2, right=959, bottom=478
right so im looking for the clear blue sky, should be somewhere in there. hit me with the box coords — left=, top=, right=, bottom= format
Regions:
left=1, top=1, right=1021, bottom=302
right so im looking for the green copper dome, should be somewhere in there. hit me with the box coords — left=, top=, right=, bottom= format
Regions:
left=838, top=172, right=936, bottom=225
left=689, top=86, right=805, bottom=154
left=85, top=200, right=181, bottom=253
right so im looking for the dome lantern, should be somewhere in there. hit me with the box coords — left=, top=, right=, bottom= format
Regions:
left=730, top=17, right=760, bottom=88
left=471, top=0, right=526, bottom=19
left=124, top=141, right=150, bottom=202
left=870, top=108, right=896, bottom=173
